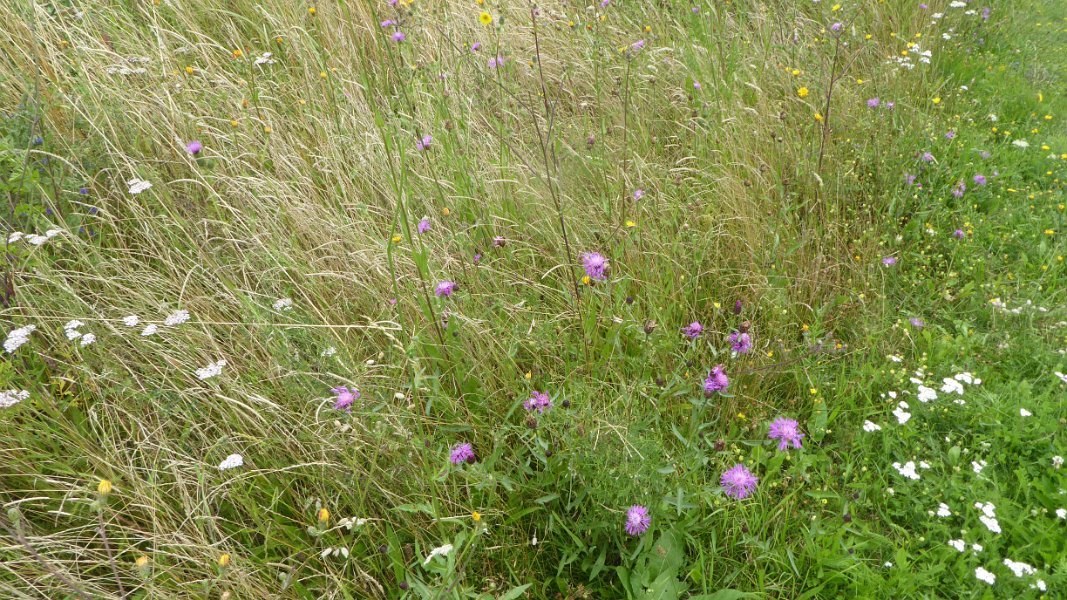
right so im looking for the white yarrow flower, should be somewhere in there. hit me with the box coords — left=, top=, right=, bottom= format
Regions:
left=127, top=178, right=153, bottom=194
left=892, top=461, right=920, bottom=480
left=218, top=453, right=244, bottom=470
left=195, top=360, right=227, bottom=380
left=423, top=543, right=453, bottom=566
left=0, top=389, right=30, bottom=409
left=936, top=503, right=952, bottom=517
left=1002, top=559, right=1035, bottom=578
left=141, top=324, right=159, bottom=337
left=862, top=420, right=882, bottom=432
left=79, top=333, right=96, bottom=347
left=4, top=325, right=36, bottom=353
left=272, top=298, right=293, bottom=311
left=1053, top=456, right=1064, bottom=469
left=122, top=315, right=140, bottom=326
left=1019, top=408, right=1032, bottom=417
left=164, top=309, right=190, bottom=326
left=975, top=567, right=995, bottom=585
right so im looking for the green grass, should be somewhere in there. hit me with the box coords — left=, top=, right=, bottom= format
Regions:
left=0, top=0, right=1065, bottom=598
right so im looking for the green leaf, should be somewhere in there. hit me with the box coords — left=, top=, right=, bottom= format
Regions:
left=498, top=583, right=531, bottom=600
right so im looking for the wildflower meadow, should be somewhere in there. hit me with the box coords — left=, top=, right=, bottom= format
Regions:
left=2, top=0, right=1066, bottom=598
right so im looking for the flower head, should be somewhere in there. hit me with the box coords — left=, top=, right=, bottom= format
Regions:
left=391, top=30, right=406, bottom=43
left=867, top=97, right=880, bottom=108
left=703, top=365, right=729, bottom=395
left=450, top=443, right=475, bottom=465
left=417, top=217, right=431, bottom=234
left=416, top=134, right=432, bottom=151
left=768, top=417, right=805, bottom=451
left=479, top=11, right=492, bottom=25
left=185, top=140, right=202, bottom=155
left=332, top=386, right=360, bottom=411
left=623, top=505, right=651, bottom=536
left=973, top=174, right=987, bottom=186
left=581, top=252, right=608, bottom=281
left=728, top=331, right=752, bottom=353
left=523, top=391, right=553, bottom=413
left=435, top=280, right=456, bottom=297
left=681, top=321, right=703, bottom=339
left=720, top=464, right=758, bottom=499
left=882, top=256, right=897, bottom=266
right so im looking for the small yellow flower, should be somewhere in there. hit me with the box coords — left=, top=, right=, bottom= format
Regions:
left=441, top=207, right=450, bottom=216
left=766, top=350, right=774, bottom=357
left=391, top=234, right=402, bottom=243
left=230, top=119, right=239, bottom=128
left=814, top=112, right=824, bottom=122
left=317, top=507, right=330, bottom=523
left=644, top=25, right=651, bottom=33
left=856, top=78, right=864, bottom=84
left=476, top=0, right=484, bottom=4
left=568, top=20, right=574, bottom=27
left=263, top=125, right=272, bottom=133
left=471, top=511, right=481, bottom=522
left=308, top=6, right=316, bottom=15
left=184, top=66, right=194, bottom=75
left=864, top=34, right=872, bottom=40
left=1045, top=229, right=1056, bottom=236
left=737, top=412, right=746, bottom=420
left=625, top=220, right=636, bottom=228
left=276, top=36, right=284, bottom=44
left=232, top=49, right=243, bottom=59
left=97, top=479, right=112, bottom=496
left=797, top=87, right=809, bottom=98
left=581, top=275, right=591, bottom=285
left=135, top=556, right=149, bottom=568
left=802, top=323, right=810, bottom=332
left=791, top=69, right=801, bottom=76
left=524, top=371, right=532, bottom=380
left=1044, top=114, right=1053, bottom=120
left=932, top=97, right=941, bottom=105
left=831, top=3, right=841, bottom=11
left=218, top=553, right=231, bottom=568
left=809, top=388, right=818, bottom=395
left=713, top=301, right=721, bottom=309
left=479, top=11, right=493, bottom=25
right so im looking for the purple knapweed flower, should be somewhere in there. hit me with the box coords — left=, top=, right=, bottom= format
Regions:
left=493, top=236, right=506, bottom=247
left=979, top=150, right=991, bottom=159
left=693, top=81, right=702, bottom=90
left=631, top=39, right=645, bottom=51
left=473, top=252, right=482, bottom=265
left=581, top=252, right=608, bottom=281
left=435, top=280, right=456, bottom=297
left=624, top=505, right=651, bottom=536
left=981, top=7, right=990, bottom=20
left=905, top=173, right=917, bottom=186
left=733, top=299, right=743, bottom=315
left=909, top=317, right=925, bottom=328
left=728, top=331, right=752, bottom=353
left=450, top=443, right=475, bottom=465
left=600, top=0, right=610, bottom=7
left=921, top=152, right=935, bottom=162
left=704, top=365, right=729, bottom=395
left=919, top=3, right=928, bottom=8
left=488, top=55, right=504, bottom=69
left=633, top=189, right=644, bottom=201
left=186, top=140, right=202, bottom=155
left=768, top=418, right=804, bottom=451
left=885, top=101, right=895, bottom=110
left=391, top=30, right=406, bottom=43
left=332, top=386, right=360, bottom=411
left=882, top=256, right=897, bottom=266
left=945, top=130, right=956, bottom=139
left=416, top=134, right=432, bottom=151
left=720, top=464, right=758, bottom=499
left=867, top=97, right=880, bottom=108
left=952, top=182, right=966, bottom=198
left=953, top=229, right=965, bottom=239
left=831, top=22, right=843, bottom=32
left=417, top=217, right=431, bottom=234
left=681, top=321, right=703, bottom=339
left=973, top=174, right=987, bottom=186
left=471, top=42, right=481, bottom=52
left=381, top=19, right=395, bottom=27
left=523, top=391, right=553, bottom=413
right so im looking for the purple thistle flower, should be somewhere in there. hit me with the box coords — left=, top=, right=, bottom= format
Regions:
left=623, top=505, right=650, bottom=536
left=435, top=280, right=456, bottom=297
left=909, top=317, right=925, bottom=328
left=417, top=218, right=431, bottom=234
left=882, top=256, right=897, bottom=266
left=488, top=55, right=504, bottom=69
left=979, top=150, right=991, bottom=159
left=471, top=42, right=481, bottom=52
left=600, top=0, right=610, bottom=7
left=728, top=331, right=752, bottom=354
left=380, top=19, right=395, bottom=27
left=905, top=173, right=917, bottom=186
left=952, top=182, right=966, bottom=198
left=416, top=134, right=432, bottom=151
left=391, top=30, right=406, bottom=43
left=681, top=321, right=703, bottom=339
left=919, top=3, right=928, bottom=8
left=733, top=299, right=743, bottom=315
left=332, top=386, right=360, bottom=411
left=631, top=39, right=645, bottom=51
left=867, top=97, right=880, bottom=108
left=185, top=140, right=202, bottom=155
left=703, top=365, right=729, bottom=395
left=720, top=464, right=758, bottom=499
left=831, top=22, right=843, bottom=32
left=450, top=443, right=475, bottom=465
left=921, top=152, right=935, bottom=162
left=473, top=252, right=482, bottom=265
left=768, top=417, right=804, bottom=451
left=973, top=174, right=987, bottom=186
left=523, top=391, right=553, bottom=413
left=693, top=81, right=702, bottom=90
left=633, top=188, right=644, bottom=201
left=885, top=101, right=895, bottom=110
left=945, top=130, right=956, bottom=139
left=581, top=252, right=608, bottom=281
left=981, top=7, right=990, bottom=20
left=954, top=229, right=965, bottom=239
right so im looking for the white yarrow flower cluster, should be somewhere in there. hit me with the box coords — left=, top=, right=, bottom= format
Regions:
left=423, top=543, right=453, bottom=566
left=0, top=389, right=30, bottom=409
left=164, top=309, right=190, bottom=326
left=195, top=360, right=227, bottom=381
left=272, top=298, right=293, bottom=311
left=122, top=315, right=140, bottom=327
left=893, top=461, right=920, bottom=480
left=218, top=453, right=244, bottom=470
left=974, top=502, right=1000, bottom=534
left=975, top=567, right=995, bottom=585
left=9, top=229, right=63, bottom=246
left=128, top=178, right=152, bottom=194
left=63, top=320, right=95, bottom=346
left=4, top=325, right=36, bottom=353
